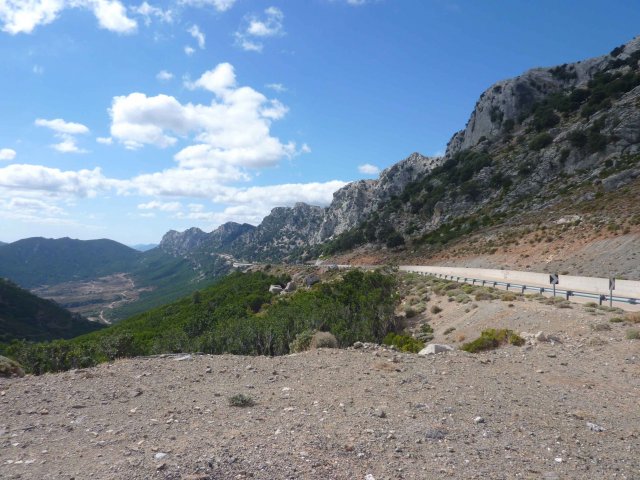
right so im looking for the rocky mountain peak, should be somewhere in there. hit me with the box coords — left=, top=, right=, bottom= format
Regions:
left=159, top=227, right=209, bottom=256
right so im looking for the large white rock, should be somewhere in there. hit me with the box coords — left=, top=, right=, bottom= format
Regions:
left=418, top=344, right=454, bottom=355
left=269, top=285, right=283, bottom=294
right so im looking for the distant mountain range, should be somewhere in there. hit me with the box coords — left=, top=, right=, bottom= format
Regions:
left=130, top=243, right=158, bottom=252
left=0, top=278, right=104, bottom=343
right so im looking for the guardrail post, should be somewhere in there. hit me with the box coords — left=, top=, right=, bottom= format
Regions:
left=539, top=287, right=544, bottom=294
left=506, top=283, right=510, bottom=291
left=521, top=285, right=526, bottom=293
left=482, top=280, right=485, bottom=286
left=599, top=294, right=605, bottom=306
left=566, top=290, right=571, bottom=300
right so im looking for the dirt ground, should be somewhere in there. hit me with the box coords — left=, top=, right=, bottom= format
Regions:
left=1, top=285, right=638, bottom=480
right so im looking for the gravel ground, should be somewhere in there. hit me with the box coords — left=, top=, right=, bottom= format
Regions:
left=1, top=300, right=639, bottom=480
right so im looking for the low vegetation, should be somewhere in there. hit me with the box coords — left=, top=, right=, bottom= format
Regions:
left=228, top=394, right=255, bottom=408
left=2, top=270, right=398, bottom=375
left=461, top=329, right=525, bottom=353
left=382, top=333, right=424, bottom=353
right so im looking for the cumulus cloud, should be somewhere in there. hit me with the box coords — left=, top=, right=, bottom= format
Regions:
left=36, top=117, right=90, bottom=153
left=110, top=62, right=302, bottom=172
left=179, top=0, right=237, bottom=12
left=0, top=164, right=112, bottom=197
left=184, top=45, right=195, bottom=56
left=35, top=118, right=89, bottom=135
left=52, top=138, right=88, bottom=154
left=0, top=148, right=16, bottom=161
left=156, top=70, right=174, bottom=81
left=96, top=136, right=113, bottom=144
left=235, top=6, right=284, bottom=52
left=0, top=0, right=138, bottom=35
left=188, top=24, right=205, bottom=49
left=358, top=163, right=380, bottom=175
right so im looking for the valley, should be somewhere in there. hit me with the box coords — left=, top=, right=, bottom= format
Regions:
left=32, top=273, right=152, bottom=324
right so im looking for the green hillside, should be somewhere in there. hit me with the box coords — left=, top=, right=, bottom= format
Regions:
left=0, top=237, right=141, bottom=288
left=105, top=248, right=229, bottom=321
left=0, top=278, right=105, bottom=343
left=4, top=270, right=398, bottom=375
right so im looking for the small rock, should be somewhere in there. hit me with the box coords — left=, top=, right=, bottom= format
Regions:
left=269, top=285, right=283, bottom=294
left=535, top=331, right=547, bottom=342
left=373, top=408, right=386, bottom=418
left=353, top=341, right=364, bottom=349
left=365, top=475, right=376, bottom=480
left=175, top=354, right=192, bottom=361
left=154, top=452, right=168, bottom=460
left=418, top=344, right=454, bottom=356
left=586, top=422, right=605, bottom=432
left=474, top=416, right=485, bottom=424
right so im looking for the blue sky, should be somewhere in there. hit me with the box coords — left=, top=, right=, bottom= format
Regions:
left=0, top=0, right=638, bottom=245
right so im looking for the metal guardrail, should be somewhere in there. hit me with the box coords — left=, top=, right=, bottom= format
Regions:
left=406, top=271, right=639, bottom=307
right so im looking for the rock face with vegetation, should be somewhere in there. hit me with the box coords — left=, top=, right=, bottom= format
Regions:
left=158, top=36, right=640, bottom=263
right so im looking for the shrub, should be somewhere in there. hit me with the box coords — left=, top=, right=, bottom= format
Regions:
left=610, top=317, right=625, bottom=323
left=501, top=292, right=517, bottom=302
left=404, top=307, right=418, bottom=318
left=461, top=329, right=525, bottom=353
left=382, top=333, right=424, bottom=353
left=626, top=329, right=640, bottom=340
left=625, top=312, right=640, bottom=324
left=289, top=329, right=315, bottom=353
left=310, top=331, right=338, bottom=349
left=530, top=133, right=553, bottom=150
left=229, top=394, right=255, bottom=407
left=475, top=291, right=495, bottom=301
left=591, top=323, right=611, bottom=332
left=431, top=305, right=443, bottom=314
left=0, top=355, right=25, bottom=378
left=416, top=322, right=434, bottom=342
left=443, top=327, right=456, bottom=335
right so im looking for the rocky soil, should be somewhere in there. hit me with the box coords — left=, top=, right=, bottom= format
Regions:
left=1, top=291, right=639, bottom=480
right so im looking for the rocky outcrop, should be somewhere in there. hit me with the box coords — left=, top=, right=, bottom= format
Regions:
left=316, top=153, right=441, bottom=242
left=446, top=35, right=640, bottom=156
left=159, top=227, right=209, bottom=257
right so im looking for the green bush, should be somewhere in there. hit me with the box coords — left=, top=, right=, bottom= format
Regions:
left=461, top=329, right=525, bottom=353
left=430, top=305, right=443, bottom=314
left=289, top=329, right=315, bottom=353
left=382, top=333, right=424, bottom=353
left=625, top=329, right=640, bottom=340
left=530, top=133, right=553, bottom=150
left=229, top=394, right=255, bottom=407
left=0, top=355, right=25, bottom=378
left=310, top=331, right=338, bottom=349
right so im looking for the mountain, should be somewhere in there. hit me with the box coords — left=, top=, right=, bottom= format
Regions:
left=160, top=35, right=640, bottom=267
left=130, top=243, right=157, bottom=252
left=0, top=237, right=142, bottom=288
left=0, top=278, right=104, bottom=343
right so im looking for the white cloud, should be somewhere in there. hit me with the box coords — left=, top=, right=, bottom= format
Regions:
left=188, top=24, right=205, bottom=49
left=35, top=117, right=89, bottom=135
left=0, top=148, right=16, bottom=161
left=33, top=64, right=44, bottom=74
left=0, top=164, right=111, bottom=197
left=35, top=117, right=90, bottom=153
left=235, top=6, right=284, bottom=52
left=96, top=136, right=113, bottom=144
left=358, top=163, right=380, bottom=175
left=111, top=63, right=302, bottom=172
left=52, top=138, right=88, bottom=154
left=131, top=1, right=173, bottom=26
left=156, top=69, right=174, bottom=81
left=179, top=0, right=237, bottom=12
left=266, top=83, right=286, bottom=93
left=91, top=0, right=137, bottom=34
left=138, top=200, right=182, bottom=212
left=184, top=45, right=195, bottom=56
left=0, top=0, right=138, bottom=35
